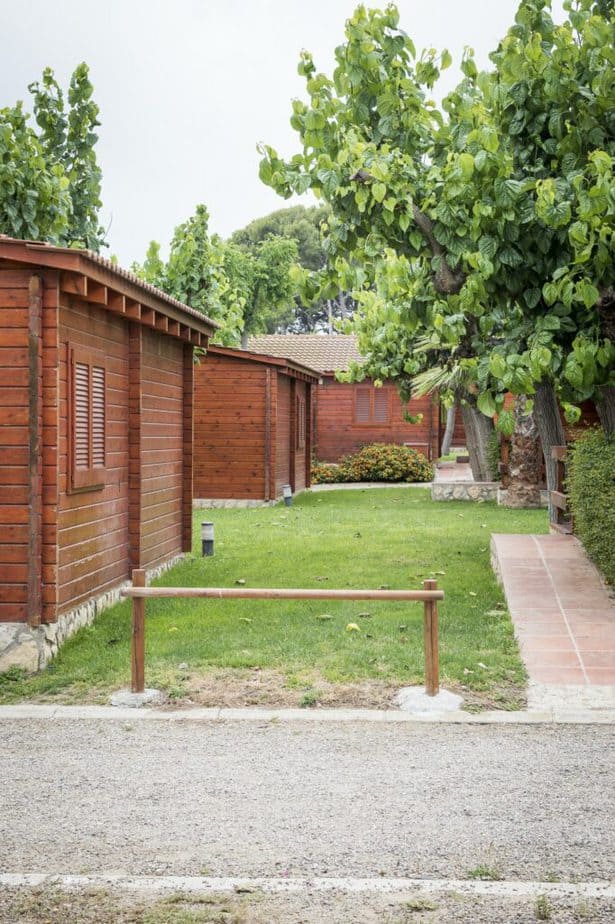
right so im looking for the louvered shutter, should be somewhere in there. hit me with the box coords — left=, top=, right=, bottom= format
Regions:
left=74, top=361, right=90, bottom=471
left=70, top=347, right=106, bottom=490
left=373, top=388, right=389, bottom=423
left=91, top=365, right=106, bottom=468
left=355, top=387, right=370, bottom=423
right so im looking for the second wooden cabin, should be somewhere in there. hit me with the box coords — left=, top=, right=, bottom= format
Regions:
left=193, top=345, right=320, bottom=503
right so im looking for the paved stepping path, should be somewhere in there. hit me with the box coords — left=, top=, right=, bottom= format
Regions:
left=491, top=533, right=615, bottom=709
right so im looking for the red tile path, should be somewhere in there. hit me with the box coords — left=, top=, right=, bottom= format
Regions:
left=491, top=534, right=615, bottom=685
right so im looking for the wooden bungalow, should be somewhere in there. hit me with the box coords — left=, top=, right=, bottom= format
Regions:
left=246, top=334, right=441, bottom=463
left=193, top=345, right=319, bottom=502
left=0, top=237, right=215, bottom=671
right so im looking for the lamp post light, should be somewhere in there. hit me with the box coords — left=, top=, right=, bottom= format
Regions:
left=201, top=521, right=214, bottom=556
left=283, top=484, right=293, bottom=507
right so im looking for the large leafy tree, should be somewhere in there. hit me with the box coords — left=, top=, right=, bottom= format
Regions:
left=230, top=205, right=356, bottom=333
left=0, top=63, right=105, bottom=250
left=133, top=204, right=244, bottom=344
left=259, top=0, right=615, bottom=488
left=133, top=205, right=299, bottom=346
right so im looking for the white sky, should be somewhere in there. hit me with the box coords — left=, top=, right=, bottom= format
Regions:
left=3, top=0, right=565, bottom=267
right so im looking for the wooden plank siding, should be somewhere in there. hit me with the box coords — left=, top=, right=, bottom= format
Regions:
left=193, top=349, right=317, bottom=501
left=314, top=378, right=440, bottom=463
left=193, top=354, right=268, bottom=499
left=139, top=328, right=185, bottom=570
left=57, top=299, right=130, bottom=613
left=276, top=375, right=291, bottom=498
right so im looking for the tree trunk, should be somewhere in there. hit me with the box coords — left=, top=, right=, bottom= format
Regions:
left=441, top=402, right=458, bottom=457
left=240, top=331, right=249, bottom=350
left=500, top=397, right=542, bottom=508
left=460, top=401, right=496, bottom=481
left=596, top=385, right=615, bottom=437
left=533, top=379, right=566, bottom=520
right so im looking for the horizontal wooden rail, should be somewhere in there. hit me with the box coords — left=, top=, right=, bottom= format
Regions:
left=123, top=586, right=444, bottom=602
left=122, top=570, right=444, bottom=699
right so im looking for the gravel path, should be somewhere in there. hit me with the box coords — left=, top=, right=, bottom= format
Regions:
left=1, top=718, right=614, bottom=885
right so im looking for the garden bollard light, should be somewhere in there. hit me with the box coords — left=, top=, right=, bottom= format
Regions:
left=201, top=521, right=214, bottom=556
left=283, top=484, right=293, bottom=507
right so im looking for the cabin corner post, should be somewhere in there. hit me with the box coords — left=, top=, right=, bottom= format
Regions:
left=41, top=270, right=60, bottom=626
left=182, top=344, right=194, bottom=553
left=27, top=275, right=43, bottom=627
left=264, top=368, right=272, bottom=501
left=128, top=323, right=143, bottom=570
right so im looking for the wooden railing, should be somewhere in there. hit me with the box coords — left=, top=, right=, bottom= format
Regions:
left=550, top=446, right=572, bottom=534
left=122, top=570, right=445, bottom=698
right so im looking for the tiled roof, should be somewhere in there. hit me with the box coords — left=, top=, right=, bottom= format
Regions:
left=246, top=334, right=364, bottom=374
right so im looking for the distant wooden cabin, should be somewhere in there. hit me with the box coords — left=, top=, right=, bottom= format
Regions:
left=193, top=345, right=319, bottom=502
left=0, top=237, right=214, bottom=668
left=247, top=335, right=441, bottom=463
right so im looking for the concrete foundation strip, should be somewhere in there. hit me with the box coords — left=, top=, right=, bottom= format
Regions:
left=1, top=705, right=615, bottom=724
left=1, top=873, right=614, bottom=900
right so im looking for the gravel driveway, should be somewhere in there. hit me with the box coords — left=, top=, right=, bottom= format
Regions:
left=1, top=716, right=614, bottom=921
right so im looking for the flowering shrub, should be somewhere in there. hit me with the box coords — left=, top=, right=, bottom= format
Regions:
left=311, top=443, right=433, bottom=484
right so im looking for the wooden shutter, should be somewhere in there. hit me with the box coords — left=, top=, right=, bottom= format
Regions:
left=373, top=388, right=389, bottom=423
left=91, top=365, right=106, bottom=468
left=355, top=387, right=370, bottom=423
left=73, top=361, right=90, bottom=471
left=70, top=346, right=106, bottom=491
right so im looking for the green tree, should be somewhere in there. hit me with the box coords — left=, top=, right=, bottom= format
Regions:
left=132, top=205, right=244, bottom=344
left=29, top=63, right=105, bottom=250
left=259, top=0, right=615, bottom=490
left=231, top=205, right=356, bottom=333
left=0, top=102, right=71, bottom=241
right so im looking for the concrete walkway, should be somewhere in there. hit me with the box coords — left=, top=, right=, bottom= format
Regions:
left=492, top=533, right=615, bottom=710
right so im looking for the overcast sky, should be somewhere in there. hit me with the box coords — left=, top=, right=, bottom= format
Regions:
left=3, top=1, right=565, bottom=267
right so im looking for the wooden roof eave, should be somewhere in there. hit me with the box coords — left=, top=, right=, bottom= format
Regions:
left=0, top=238, right=217, bottom=344
left=205, top=344, right=320, bottom=383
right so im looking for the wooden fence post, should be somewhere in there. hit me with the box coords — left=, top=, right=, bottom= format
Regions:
left=423, top=579, right=440, bottom=696
left=131, top=569, right=146, bottom=693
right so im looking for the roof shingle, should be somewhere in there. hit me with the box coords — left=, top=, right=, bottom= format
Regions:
left=246, top=334, right=364, bottom=374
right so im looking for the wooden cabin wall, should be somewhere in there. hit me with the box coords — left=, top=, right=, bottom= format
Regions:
left=275, top=374, right=292, bottom=497
left=140, top=328, right=185, bottom=569
left=0, top=269, right=38, bottom=623
left=294, top=379, right=309, bottom=492
left=193, top=355, right=268, bottom=499
left=314, top=379, right=439, bottom=463
left=57, top=300, right=130, bottom=615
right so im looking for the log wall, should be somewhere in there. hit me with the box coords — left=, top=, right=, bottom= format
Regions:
left=314, top=378, right=440, bottom=463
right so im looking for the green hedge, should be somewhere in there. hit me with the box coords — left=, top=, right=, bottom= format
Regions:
left=567, top=430, right=615, bottom=586
left=312, top=443, right=433, bottom=485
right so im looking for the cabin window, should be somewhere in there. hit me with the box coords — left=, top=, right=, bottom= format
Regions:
left=354, top=385, right=390, bottom=424
left=296, top=396, right=306, bottom=450
left=69, top=345, right=106, bottom=492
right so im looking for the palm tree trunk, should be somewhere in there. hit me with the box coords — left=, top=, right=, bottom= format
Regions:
left=500, top=397, right=542, bottom=507
left=440, top=402, right=458, bottom=457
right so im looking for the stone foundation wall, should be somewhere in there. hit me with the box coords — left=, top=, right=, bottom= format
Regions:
left=0, top=555, right=184, bottom=675
left=431, top=482, right=500, bottom=502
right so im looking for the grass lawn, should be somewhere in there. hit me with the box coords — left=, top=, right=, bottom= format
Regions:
left=0, top=488, right=548, bottom=709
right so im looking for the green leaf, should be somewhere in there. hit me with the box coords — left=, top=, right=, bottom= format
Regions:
left=477, top=392, right=496, bottom=417
left=458, top=153, right=474, bottom=179
left=372, top=182, right=387, bottom=203
left=577, top=281, right=600, bottom=310
left=440, top=49, right=452, bottom=70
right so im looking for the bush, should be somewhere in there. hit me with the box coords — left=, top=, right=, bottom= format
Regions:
left=311, top=443, right=433, bottom=484
left=567, top=429, right=615, bottom=586
left=310, top=462, right=342, bottom=484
